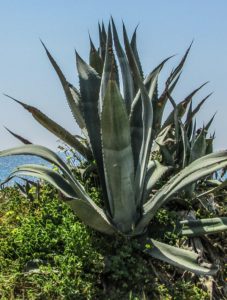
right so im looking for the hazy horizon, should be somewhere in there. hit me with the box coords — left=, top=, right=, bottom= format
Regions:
left=0, top=1, right=226, bottom=151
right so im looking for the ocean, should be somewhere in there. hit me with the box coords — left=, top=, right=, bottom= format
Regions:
left=0, top=155, right=51, bottom=185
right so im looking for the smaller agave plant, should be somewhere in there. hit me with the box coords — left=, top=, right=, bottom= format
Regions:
left=1, top=19, right=227, bottom=275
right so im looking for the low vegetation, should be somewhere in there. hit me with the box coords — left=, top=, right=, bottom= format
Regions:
left=0, top=182, right=226, bottom=299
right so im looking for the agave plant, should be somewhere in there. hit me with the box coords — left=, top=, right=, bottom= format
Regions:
left=1, top=19, right=227, bottom=275
left=151, top=92, right=217, bottom=197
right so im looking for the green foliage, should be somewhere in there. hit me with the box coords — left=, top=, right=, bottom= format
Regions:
left=1, top=19, right=227, bottom=275
left=0, top=186, right=104, bottom=299
left=0, top=185, right=226, bottom=299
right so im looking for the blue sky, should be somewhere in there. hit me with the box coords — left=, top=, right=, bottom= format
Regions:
left=0, top=1, right=226, bottom=150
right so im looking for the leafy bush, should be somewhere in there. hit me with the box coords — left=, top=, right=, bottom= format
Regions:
left=0, top=184, right=226, bottom=299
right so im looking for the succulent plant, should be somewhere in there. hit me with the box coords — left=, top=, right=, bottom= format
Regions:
left=1, top=19, right=227, bottom=275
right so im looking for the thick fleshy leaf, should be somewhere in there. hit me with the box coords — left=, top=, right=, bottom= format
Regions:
left=111, top=18, right=134, bottom=114
left=155, top=43, right=193, bottom=131
left=130, top=58, right=169, bottom=172
left=179, top=122, right=190, bottom=168
left=162, top=82, right=208, bottom=129
left=5, top=127, right=32, bottom=144
left=186, top=127, right=207, bottom=195
left=146, top=56, right=173, bottom=101
left=41, top=42, right=86, bottom=130
left=158, top=142, right=175, bottom=166
left=142, top=161, right=171, bottom=203
left=76, top=53, right=101, bottom=142
left=6, top=164, right=115, bottom=235
left=206, top=135, right=214, bottom=155
left=5, top=163, right=115, bottom=235
left=189, top=128, right=207, bottom=163
left=0, top=145, right=84, bottom=194
left=4, top=94, right=92, bottom=160
left=166, top=42, right=193, bottom=86
left=76, top=53, right=108, bottom=206
left=130, top=60, right=163, bottom=170
left=66, top=198, right=115, bottom=235
left=137, top=150, right=227, bottom=230
left=185, top=93, right=212, bottom=130
left=98, top=22, right=107, bottom=61
left=101, top=80, right=136, bottom=233
left=124, top=24, right=161, bottom=206
left=205, top=113, right=216, bottom=131
left=0, top=144, right=70, bottom=176
left=89, top=36, right=103, bottom=75
left=143, top=239, right=218, bottom=275
left=6, top=164, right=78, bottom=198
left=130, top=74, right=160, bottom=171
left=99, top=23, right=119, bottom=112
left=185, top=100, right=193, bottom=140
left=0, top=145, right=89, bottom=201
left=180, top=217, right=227, bottom=237
left=154, top=73, right=181, bottom=132
left=130, top=25, right=143, bottom=79
left=151, top=125, right=172, bottom=153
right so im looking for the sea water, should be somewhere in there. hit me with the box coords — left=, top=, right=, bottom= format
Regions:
left=0, top=155, right=51, bottom=185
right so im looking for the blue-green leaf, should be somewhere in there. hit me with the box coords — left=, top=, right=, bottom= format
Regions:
left=143, top=239, right=218, bottom=275
left=101, top=79, right=136, bottom=233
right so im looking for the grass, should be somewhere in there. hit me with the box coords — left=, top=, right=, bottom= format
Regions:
left=0, top=183, right=226, bottom=299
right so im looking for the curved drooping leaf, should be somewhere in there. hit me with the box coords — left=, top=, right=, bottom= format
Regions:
left=0, top=145, right=88, bottom=200
left=41, top=41, right=86, bottom=130
left=6, top=165, right=115, bottom=235
left=0, top=160, right=115, bottom=235
left=180, top=217, right=227, bottom=237
left=4, top=94, right=92, bottom=160
left=0, top=144, right=70, bottom=175
left=101, top=80, right=136, bottom=232
left=5, top=164, right=78, bottom=198
left=137, top=151, right=227, bottom=230
left=143, top=238, right=218, bottom=275
left=4, top=127, right=32, bottom=144
left=111, top=18, right=134, bottom=114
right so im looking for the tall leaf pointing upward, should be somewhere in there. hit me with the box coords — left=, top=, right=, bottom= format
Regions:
left=101, top=79, right=137, bottom=233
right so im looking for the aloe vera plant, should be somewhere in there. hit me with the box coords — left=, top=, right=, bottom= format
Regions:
left=1, top=20, right=227, bottom=275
